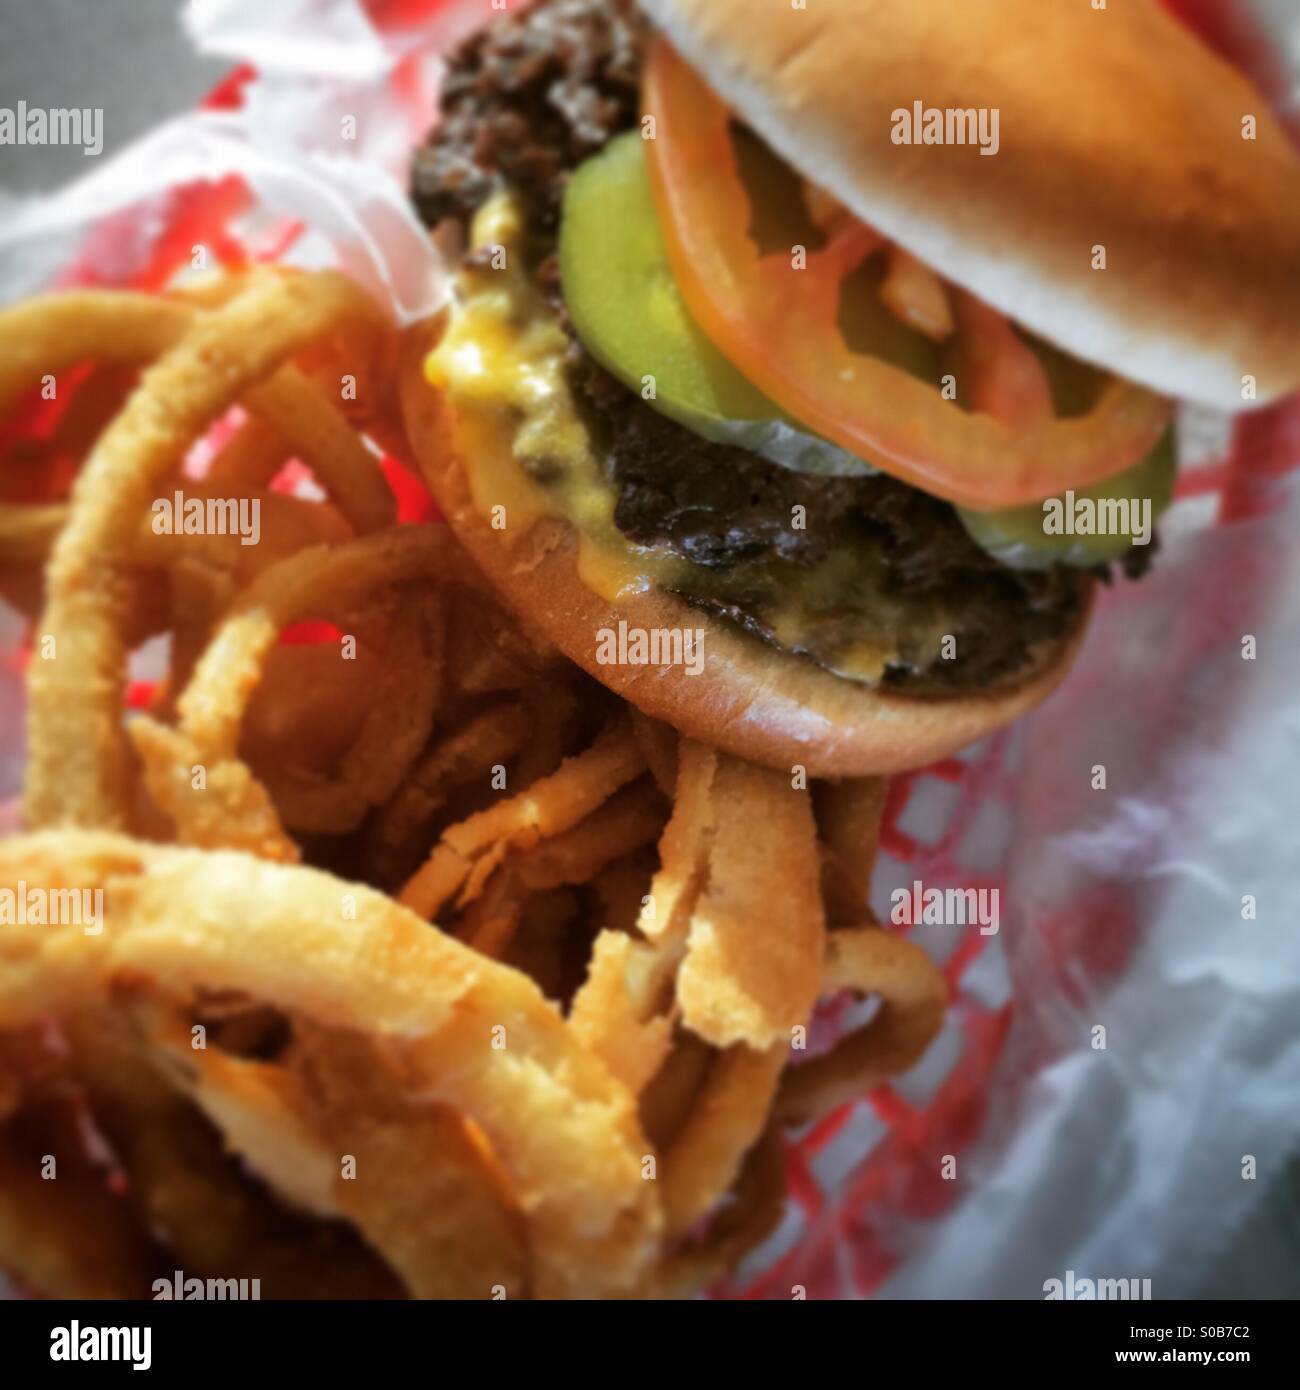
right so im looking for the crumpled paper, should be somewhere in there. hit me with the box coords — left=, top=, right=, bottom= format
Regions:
left=0, top=0, right=469, bottom=320
left=881, top=480, right=1300, bottom=1299
left=2, top=0, right=1298, bottom=1299
left=0, top=113, right=445, bottom=322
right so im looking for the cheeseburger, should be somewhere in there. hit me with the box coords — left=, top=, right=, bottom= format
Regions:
left=404, top=0, right=1300, bottom=775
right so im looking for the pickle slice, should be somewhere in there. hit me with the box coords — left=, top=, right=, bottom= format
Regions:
left=560, top=130, right=874, bottom=478
left=956, top=429, right=1176, bottom=569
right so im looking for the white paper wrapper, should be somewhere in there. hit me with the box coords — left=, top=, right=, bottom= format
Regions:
left=879, top=481, right=1300, bottom=1299
left=2, top=0, right=1298, bottom=1299
left=0, top=114, right=446, bottom=322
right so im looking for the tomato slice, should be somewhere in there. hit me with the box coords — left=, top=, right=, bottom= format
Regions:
left=642, top=40, right=1173, bottom=510
left=953, top=291, right=1055, bottom=429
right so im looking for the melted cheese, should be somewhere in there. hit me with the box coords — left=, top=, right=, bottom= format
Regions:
left=423, top=192, right=959, bottom=688
left=426, top=192, right=673, bottom=602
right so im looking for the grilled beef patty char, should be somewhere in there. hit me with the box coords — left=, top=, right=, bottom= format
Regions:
left=412, top=0, right=1138, bottom=691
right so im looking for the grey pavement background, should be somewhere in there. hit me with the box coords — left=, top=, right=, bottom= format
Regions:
left=0, top=0, right=223, bottom=194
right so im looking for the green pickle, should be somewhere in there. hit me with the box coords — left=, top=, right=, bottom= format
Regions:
left=956, top=429, right=1177, bottom=570
left=560, top=130, right=873, bottom=478
left=562, top=129, right=1175, bottom=565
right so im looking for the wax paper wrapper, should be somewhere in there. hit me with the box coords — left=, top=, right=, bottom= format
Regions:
left=2, top=0, right=1298, bottom=1300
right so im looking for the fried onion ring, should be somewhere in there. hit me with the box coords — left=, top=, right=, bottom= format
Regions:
left=399, top=718, right=646, bottom=920
left=675, top=755, right=825, bottom=1050
left=0, top=830, right=663, bottom=1298
left=129, top=527, right=450, bottom=859
left=22, top=273, right=391, bottom=830
left=776, top=924, right=948, bottom=1127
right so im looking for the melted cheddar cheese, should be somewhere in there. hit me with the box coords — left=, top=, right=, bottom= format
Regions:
left=425, top=192, right=971, bottom=689
left=426, top=192, right=677, bottom=602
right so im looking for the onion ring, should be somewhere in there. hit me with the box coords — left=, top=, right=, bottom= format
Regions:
left=776, top=923, right=948, bottom=1127
left=0, top=830, right=664, bottom=1298
left=656, top=1127, right=786, bottom=1298
left=24, top=272, right=391, bottom=830
left=659, top=1043, right=786, bottom=1242
left=131, top=527, right=451, bottom=859
left=814, top=776, right=888, bottom=922
left=675, top=754, right=825, bottom=1049
left=399, top=718, right=646, bottom=920
left=364, top=701, right=533, bottom=888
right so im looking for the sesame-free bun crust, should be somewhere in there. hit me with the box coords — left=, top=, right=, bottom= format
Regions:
left=400, top=323, right=1091, bottom=777
left=638, top=0, right=1300, bottom=410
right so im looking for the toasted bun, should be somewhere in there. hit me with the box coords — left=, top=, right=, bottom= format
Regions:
left=400, top=322, right=1091, bottom=777
left=638, top=0, right=1300, bottom=410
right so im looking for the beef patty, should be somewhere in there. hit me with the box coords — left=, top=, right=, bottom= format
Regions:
left=412, top=0, right=1140, bottom=690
